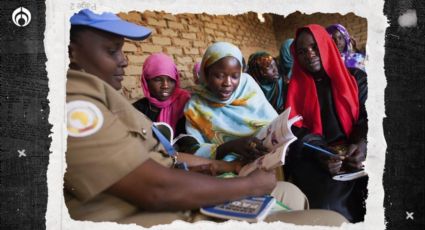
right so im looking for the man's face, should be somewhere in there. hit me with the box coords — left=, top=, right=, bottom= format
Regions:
left=295, top=31, right=322, bottom=74
left=205, top=56, right=241, bottom=101
left=70, top=29, right=128, bottom=90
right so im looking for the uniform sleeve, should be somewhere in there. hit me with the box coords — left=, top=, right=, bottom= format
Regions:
left=65, top=97, right=170, bottom=202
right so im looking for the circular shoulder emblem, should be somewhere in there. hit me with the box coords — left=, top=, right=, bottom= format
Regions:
left=67, top=100, right=104, bottom=137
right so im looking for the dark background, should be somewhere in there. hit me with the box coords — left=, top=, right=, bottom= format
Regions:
left=0, top=0, right=423, bottom=229
left=383, top=0, right=424, bottom=229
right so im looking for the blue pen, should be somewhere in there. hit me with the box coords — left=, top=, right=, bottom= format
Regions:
left=303, top=142, right=337, bottom=157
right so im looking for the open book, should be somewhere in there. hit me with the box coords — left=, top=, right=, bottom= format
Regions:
left=153, top=122, right=200, bottom=154
left=333, top=169, right=368, bottom=181
left=200, top=196, right=276, bottom=222
left=238, top=107, right=302, bottom=176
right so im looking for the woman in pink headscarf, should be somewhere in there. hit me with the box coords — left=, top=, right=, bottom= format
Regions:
left=133, top=53, right=191, bottom=136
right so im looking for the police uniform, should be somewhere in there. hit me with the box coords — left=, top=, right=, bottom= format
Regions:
left=65, top=69, right=347, bottom=227
left=65, top=69, right=186, bottom=225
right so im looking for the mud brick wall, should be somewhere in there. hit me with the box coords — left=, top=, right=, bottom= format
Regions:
left=273, top=12, right=368, bottom=53
left=118, top=11, right=366, bottom=101
left=118, top=11, right=279, bottom=101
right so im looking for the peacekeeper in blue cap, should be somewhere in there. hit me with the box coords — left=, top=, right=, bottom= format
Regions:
left=65, top=9, right=348, bottom=227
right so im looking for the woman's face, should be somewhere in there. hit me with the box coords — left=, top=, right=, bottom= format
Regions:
left=260, top=59, right=279, bottom=82
left=147, top=75, right=176, bottom=101
left=331, top=30, right=346, bottom=53
left=69, top=28, right=128, bottom=90
left=295, top=31, right=322, bottom=74
left=205, top=56, right=241, bottom=101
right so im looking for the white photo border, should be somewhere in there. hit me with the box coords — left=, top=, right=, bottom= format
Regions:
left=45, top=0, right=387, bottom=229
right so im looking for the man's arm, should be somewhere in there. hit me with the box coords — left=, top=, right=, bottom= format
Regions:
left=177, top=152, right=241, bottom=174
left=107, top=159, right=276, bottom=211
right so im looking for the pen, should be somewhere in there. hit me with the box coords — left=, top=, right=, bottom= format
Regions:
left=303, top=142, right=338, bottom=158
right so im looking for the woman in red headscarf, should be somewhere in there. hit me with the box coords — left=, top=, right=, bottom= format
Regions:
left=133, top=53, right=191, bottom=136
left=284, top=24, right=368, bottom=223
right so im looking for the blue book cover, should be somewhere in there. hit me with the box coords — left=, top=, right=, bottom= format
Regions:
left=200, top=196, right=276, bottom=222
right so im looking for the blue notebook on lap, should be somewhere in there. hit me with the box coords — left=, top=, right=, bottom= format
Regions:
left=200, top=196, right=276, bottom=222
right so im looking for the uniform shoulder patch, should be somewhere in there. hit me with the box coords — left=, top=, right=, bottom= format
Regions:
left=67, top=100, right=104, bottom=137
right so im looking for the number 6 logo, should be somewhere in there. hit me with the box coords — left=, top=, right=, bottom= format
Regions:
left=12, top=7, right=31, bottom=27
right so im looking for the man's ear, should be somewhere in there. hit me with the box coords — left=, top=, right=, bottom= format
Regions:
left=68, top=43, right=77, bottom=63
left=68, top=43, right=82, bottom=70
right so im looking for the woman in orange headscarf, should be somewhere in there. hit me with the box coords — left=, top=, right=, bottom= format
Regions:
left=285, top=24, right=368, bottom=223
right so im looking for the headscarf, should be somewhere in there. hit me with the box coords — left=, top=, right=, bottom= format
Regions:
left=285, top=24, right=359, bottom=137
left=278, top=38, right=294, bottom=79
left=247, top=51, right=285, bottom=113
left=141, top=53, right=191, bottom=132
left=326, top=24, right=366, bottom=71
left=192, top=61, right=201, bottom=84
left=185, top=42, right=278, bottom=160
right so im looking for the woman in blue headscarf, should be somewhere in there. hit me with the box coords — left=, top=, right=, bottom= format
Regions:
left=277, top=38, right=294, bottom=83
left=184, top=42, right=278, bottom=162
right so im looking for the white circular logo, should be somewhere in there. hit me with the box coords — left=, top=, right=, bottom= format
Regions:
left=12, top=7, right=31, bottom=27
left=67, top=100, right=104, bottom=138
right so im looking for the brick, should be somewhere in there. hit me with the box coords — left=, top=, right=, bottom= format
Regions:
left=182, top=32, right=197, bottom=40
left=177, top=65, right=190, bottom=72
left=193, top=41, right=205, bottom=48
left=168, top=21, right=184, bottom=30
left=127, top=54, right=149, bottom=64
left=152, top=37, right=172, bottom=45
left=160, top=28, right=178, bottom=37
left=180, top=77, right=194, bottom=87
left=121, top=84, right=143, bottom=100
left=122, top=75, right=139, bottom=88
left=183, top=47, right=199, bottom=55
left=173, top=38, right=191, bottom=47
left=163, top=13, right=177, bottom=21
left=218, top=25, right=229, bottom=32
left=125, top=65, right=142, bottom=76
left=226, top=32, right=235, bottom=39
left=142, top=11, right=158, bottom=18
left=180, top=18, right=189, bottom=25
left=123, top=42, right=137, bottom=52
left=212, top=17, right=223, bottom=25
left=235, top=35, right=243, bottom=40
left=222, top=19, right=232, bottom=26
left=188, top=26, right=200, bottom=33
left=165, top=46, right=183, bottom=55
left=176, top=56, right=193, bottom=65
left=140, top=44, right=163, bottom=53
left=205, top=22, right=218, bottom=29
left=215, top=31, right=225, bottom=37
left=118, top=12, right=141, bottom=22
left=204, top=28, right=214, bottom=35
left=207, top=35, right=216, bottom=42
left=200, top=14, right=212, bottom=21
left=146, top=17, right=167, bottom=27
